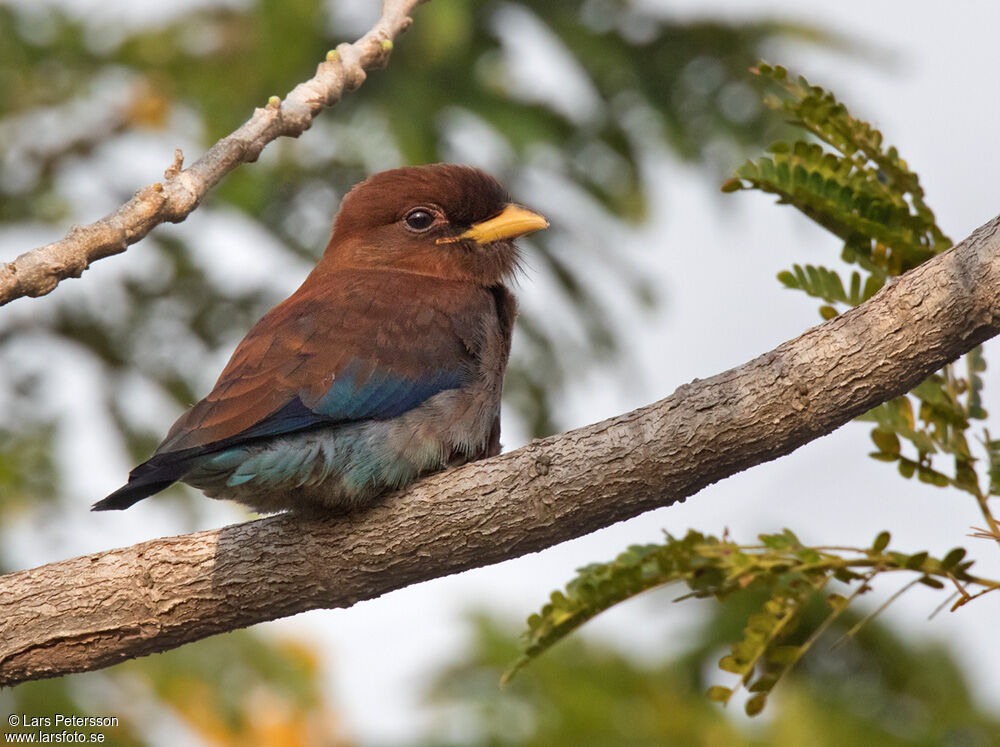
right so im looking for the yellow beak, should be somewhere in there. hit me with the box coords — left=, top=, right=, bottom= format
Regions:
left=437, top=203, right=549, bottom=245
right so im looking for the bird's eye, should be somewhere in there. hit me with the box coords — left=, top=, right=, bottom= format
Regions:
left=404, top=208, right=436, bottom=232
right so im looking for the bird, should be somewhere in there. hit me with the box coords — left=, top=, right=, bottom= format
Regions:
left=93, top=164, right=547, bottom=514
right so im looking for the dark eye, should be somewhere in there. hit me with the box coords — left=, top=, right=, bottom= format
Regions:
left=404, top=208, right=436, bottom=232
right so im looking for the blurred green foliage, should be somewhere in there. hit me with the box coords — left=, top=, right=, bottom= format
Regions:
left=0, top=632, right=348, bottom=746
left=0, top=425, right=58, bottom=515
left=423, top=604, right=1000, bottom=746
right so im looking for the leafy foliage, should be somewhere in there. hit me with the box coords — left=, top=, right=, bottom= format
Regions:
left=723, top=63, right=950, bottom=283
left=725, top=64, right=996, bottom=512
left=720, top=62, right=949, bottom=326
left=513, top=65, right=1000, bottom=712
left=505, top=529, right=993, bottom=716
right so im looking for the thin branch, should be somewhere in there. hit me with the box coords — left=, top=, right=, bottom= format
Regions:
left=969, top=525, right=1000, bottom=541
left=950, top=583, right=1000, bottom=611
left=830, top=575, right=920, bottom=651
left=929, top=590, right=961, bottom=620
left=0, top=0, right=424, bottom=307
left=2, top=213, right=1000, bottom=686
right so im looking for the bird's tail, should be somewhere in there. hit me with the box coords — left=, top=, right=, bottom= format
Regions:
left=92, top=452, right=195, bottom=511
left=92, top=479, right=176, bottom=511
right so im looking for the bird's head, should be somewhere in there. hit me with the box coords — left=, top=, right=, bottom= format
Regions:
left=323, top=164, right=548, bottom=285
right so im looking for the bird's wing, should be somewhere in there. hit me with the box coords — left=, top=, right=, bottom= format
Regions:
left=156, top=270, right=491, bottom=456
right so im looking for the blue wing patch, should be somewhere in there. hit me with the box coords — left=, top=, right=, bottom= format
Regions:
left=201, top=364, right=465, bottom=490
left=311, top=364, right=464, bottom=421
left=229, top=363, right=464, bottom=446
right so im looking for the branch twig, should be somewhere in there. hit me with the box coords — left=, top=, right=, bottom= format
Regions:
left=2, top=213, right=1000, bottom=686
left=0, top=0, right=424, bottom=307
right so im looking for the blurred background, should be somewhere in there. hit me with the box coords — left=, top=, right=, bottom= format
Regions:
left=2, top=0, right=1000, bottom=744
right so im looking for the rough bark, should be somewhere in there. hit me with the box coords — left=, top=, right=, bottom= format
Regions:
left=2, top=214, right=999, bottom=687
left=0, top=0, right=423, bottom=308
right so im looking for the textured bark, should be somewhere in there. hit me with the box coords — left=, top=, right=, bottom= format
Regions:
left=2, top=214, right=999, bottom=686
left=0, top=0, right=423, bottom=308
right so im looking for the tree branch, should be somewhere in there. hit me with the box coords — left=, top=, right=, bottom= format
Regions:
left=0, top=0, right=424, bottom=308
left=3, top=213, right=999, bottom=686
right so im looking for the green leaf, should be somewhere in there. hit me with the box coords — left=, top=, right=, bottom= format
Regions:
left=767, top=645, right=801, bottom=665
left=870, top=428, right=901, bottom=456
left=760, top=532, right=793, bottom=550
left=719, top=654, right=744, bottom=674
left=777, top=269, right=799, bottom=288
left=749, top=673, right=779, bottom=693
left=747, top=612, right=779, bottom=634
left=745, top=693, right=767, bottom=716
left=941, top=547, right=967, bottom=570
left=827, top=593, right=849, bottom=611
left=706, top=685, right=733, bottom=703
left=872, top=531, right=891, bottom=553
left=917, top=466, right=951, bottom=487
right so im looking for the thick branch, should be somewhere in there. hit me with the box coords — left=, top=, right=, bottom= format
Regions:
left=0, top=0, right=423, bottom=308
left=2, top=214, right=999, bottom=686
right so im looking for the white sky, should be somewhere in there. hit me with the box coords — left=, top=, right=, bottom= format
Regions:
left=4, top=1, right=1000, bottom=743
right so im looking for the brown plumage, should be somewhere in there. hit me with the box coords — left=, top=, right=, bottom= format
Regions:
left=94, top=164, right=547, bottom=513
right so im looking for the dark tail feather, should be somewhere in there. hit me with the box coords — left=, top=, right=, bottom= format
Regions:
left=92, top=452, right=196, bottom=511
left=92, top=479, right=177, bottom=511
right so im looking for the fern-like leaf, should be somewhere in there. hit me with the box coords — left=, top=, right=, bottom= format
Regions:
left=507, top=529, right=992, bottom=715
